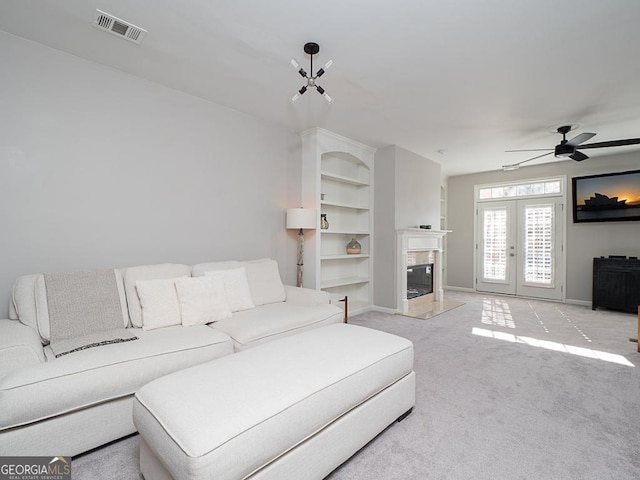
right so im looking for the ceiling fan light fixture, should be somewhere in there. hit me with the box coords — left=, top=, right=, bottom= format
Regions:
left=554, top=143, right=574, bottom=157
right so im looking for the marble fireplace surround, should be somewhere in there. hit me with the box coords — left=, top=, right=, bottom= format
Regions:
left=396, top=229, right=449, bottom=314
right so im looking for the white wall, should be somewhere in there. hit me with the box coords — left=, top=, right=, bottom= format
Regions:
left=446, top=151, right=640, bottom=303
left=373, top=146, right=396, bottom=308
left=394, top=146, right=441, bottom=230
left=0, top=32, right=300, bottom=316
left=373, top=145, right=442, bottom=309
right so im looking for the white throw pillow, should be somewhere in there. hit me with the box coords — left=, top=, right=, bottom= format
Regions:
left=174, top=276, right=232, bottom=326
left=241, top=259, right=286, bottom=306
left=136, top=278, right=183, bottom=331
left=205, top=267, right=255, bottom=312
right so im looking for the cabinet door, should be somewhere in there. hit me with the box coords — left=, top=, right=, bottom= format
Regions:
left=623, top=270, right=640, bottom=311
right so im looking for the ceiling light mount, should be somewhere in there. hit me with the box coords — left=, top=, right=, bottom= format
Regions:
left=291, top=42, right=333, bottom=104
left=304, top=42, right=320, bottom=56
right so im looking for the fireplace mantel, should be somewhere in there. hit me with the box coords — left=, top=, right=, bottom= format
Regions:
left=397, top=229, right=450, bottom=314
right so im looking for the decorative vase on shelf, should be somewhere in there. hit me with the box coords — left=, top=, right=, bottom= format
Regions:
left=320, top=214, right=329, bottom=230
left=346, top=238, right=361, bottom=254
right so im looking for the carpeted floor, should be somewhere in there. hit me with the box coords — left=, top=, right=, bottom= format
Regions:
left=73, top=291, right=640, bottom=479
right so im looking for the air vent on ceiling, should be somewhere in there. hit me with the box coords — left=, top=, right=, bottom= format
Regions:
left=94, top=9, right=147, bottom=44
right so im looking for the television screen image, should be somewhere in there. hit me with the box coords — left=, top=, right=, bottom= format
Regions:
left=572, top=170, right=640, bottom=223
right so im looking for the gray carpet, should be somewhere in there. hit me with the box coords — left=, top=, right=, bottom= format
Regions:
left=73, top=292, right=640, bottom=479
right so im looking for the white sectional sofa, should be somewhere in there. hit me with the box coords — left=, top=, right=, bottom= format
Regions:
left=0, top=258, right=343, bottom=457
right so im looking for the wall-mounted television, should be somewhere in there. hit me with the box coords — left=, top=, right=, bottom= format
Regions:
left=572, top=169, right=640, bottom=223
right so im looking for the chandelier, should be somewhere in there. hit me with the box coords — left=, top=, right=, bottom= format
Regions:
left=290, top=42, right=333, bottom=103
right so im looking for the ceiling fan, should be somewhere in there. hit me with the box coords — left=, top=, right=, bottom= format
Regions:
left=502, top=125, right=640, bottom=171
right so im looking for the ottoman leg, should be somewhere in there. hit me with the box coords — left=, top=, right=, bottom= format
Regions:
left=396, top=407, right=413, bottom=422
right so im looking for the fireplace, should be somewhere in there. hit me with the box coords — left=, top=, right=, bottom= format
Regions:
left=397, top=229, right=448, bottom=314
left=407, top=263, right=434, bottom=299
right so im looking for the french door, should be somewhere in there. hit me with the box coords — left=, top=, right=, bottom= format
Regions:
left=476, top=197, right=564, bottom=300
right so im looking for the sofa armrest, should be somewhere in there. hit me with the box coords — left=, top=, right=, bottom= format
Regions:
left=284, top=285, right=331, bottom=307
left=0, top=319, right=45, bottom=377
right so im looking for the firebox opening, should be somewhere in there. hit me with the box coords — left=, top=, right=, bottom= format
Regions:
left=407, top=263, right=434, bottom=299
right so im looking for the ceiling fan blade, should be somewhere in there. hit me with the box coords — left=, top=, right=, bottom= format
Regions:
left=505, top=149, right=553, bottom=153
left=569, top=151, right=589, bottom=162
left=502, top=151, right=553, bottom=170
left=566, top=132, right=596, bottom=147
left=578, top=138, right=640, bottom=149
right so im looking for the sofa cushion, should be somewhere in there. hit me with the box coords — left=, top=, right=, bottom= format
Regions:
left=0, top=325, right=233, bottom=431
left=205, top=268, right=255, bottom=313
left=210, top=302, right=344, bottom=350
left=241, top=259, right=286, bottom=306
left=175, top=276, right=231, bottom=326
left=191, top=260, right=240, bottom=277
left=123, top=264, right=191, bottom=328
left=12, top=271, right=129, bottom=344
left=136, top=278, right=184, bottom=331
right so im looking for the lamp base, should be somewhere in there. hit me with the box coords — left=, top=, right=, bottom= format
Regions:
left=296, top=228, right=305, bottom=288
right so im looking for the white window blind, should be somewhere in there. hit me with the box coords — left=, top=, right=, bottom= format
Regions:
left=523, top=205, right=554, bottom=285
left=483, top=208, right=508, bottom=281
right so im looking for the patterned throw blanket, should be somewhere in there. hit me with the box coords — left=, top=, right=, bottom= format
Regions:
left=45, top=269, right=138, bottom=358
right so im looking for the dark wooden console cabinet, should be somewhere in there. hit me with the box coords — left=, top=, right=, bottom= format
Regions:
left=592, top=257, right=640, bottom=313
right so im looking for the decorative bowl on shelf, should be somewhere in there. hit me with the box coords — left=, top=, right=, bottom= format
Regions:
left=346, top=237, right=361, bottom=254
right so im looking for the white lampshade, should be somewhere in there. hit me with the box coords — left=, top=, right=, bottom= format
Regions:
left=286, top=208, right=316, bottom=230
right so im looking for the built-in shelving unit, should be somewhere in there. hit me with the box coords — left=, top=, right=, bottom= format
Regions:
left=301, top=128, right=376, bottom=315
left=440, top=185, right=447, bottom=287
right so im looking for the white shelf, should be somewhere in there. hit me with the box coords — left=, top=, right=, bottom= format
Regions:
left=321, top=171, right=369, bottom=187
left=321, top=229, right=369, bottom=235
left=321, top=200, right=370, bottom=211
left=321, top=254, right=370, bottom=260
left=321, top=276, right=370, bottom=289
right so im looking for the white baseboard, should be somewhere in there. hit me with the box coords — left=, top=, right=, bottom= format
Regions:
left=371, top=305, right=398, bottom=315
left=565, top=298, right=591, bottom=307
left=350, top=305, right=374, bottom=316
left=444, top=286, right=475, bottom=293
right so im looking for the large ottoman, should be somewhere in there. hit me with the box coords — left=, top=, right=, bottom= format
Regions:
left=133, top=323, right=415, bottom=480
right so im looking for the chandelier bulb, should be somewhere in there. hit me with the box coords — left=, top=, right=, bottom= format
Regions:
left=291, top=58, right=307, bottom=78
left=316, top=60, right=333, bottom=78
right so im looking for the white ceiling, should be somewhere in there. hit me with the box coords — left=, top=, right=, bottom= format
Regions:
left=2, top=0, right=640, bottom=176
